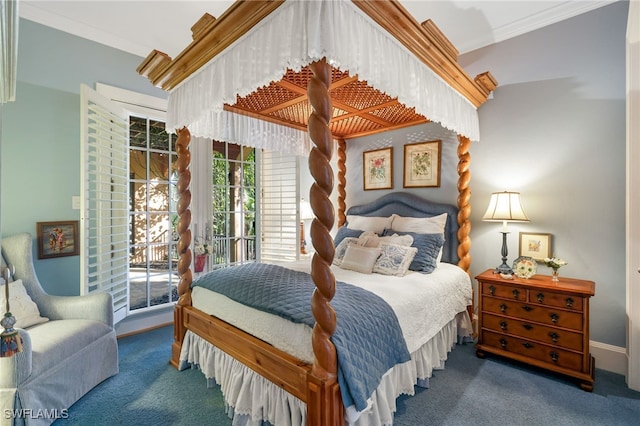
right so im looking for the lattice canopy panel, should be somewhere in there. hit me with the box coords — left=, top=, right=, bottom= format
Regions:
left=226, top=66, right=428, bottom=139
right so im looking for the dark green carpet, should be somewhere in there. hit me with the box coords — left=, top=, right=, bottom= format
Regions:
left=56, top=326, right=640, bottom=425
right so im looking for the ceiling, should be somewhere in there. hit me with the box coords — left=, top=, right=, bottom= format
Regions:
left=20, top=0, right=616, bottom=59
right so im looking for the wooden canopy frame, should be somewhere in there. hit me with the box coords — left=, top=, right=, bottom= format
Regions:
left=137, top=1, right=496, bottom=424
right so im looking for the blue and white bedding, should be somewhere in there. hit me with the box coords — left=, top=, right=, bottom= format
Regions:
left=183, top=260, right=472, bottom=425
left=192, top=262, right=411, bottom=411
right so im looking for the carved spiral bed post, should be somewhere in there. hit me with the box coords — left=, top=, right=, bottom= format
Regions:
left=171, top=126, right=194, bottom=368
left=456, top=134, right=473, bottom=319
left=306, top=58, right=342, bottom=425
left=337, top=138, right=347, bottom=227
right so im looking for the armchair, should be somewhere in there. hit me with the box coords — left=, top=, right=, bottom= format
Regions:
left=0, top=233, right=118, bottom=425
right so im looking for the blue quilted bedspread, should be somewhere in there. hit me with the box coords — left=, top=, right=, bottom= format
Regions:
left=193, top=262, right=411, bottom=411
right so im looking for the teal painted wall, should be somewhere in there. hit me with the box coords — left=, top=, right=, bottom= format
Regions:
left=2, top=82, right=80, bottom=295
left=1, top=19, right=166, bottom=295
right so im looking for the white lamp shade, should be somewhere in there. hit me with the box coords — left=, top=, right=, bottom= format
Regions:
left=482, top=191, right=529, bottom=222
left=300, top=199, right=314, bottom=220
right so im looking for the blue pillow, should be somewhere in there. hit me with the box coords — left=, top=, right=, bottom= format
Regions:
left=334, top=226, right=364, bottom=247
left=383, top=229, right=445, bottom=273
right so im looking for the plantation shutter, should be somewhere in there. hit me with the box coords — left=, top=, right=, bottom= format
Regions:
left=80, top=84, right=129, bottom=324
left=260, top=149, right=299, bottom=262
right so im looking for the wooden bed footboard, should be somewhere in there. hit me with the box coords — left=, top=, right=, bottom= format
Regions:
left=172, top=304, right=344, bottom=425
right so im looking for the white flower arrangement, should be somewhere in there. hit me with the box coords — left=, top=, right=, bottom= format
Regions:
left=194, top=239, right=211, bottom=256
left=544, top=256, right=568, bottom=270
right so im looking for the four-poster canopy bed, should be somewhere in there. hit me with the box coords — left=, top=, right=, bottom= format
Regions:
left=137, top=1, right=496, bottom=424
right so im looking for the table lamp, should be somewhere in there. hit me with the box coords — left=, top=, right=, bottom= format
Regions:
left=482, top=191, right=529, bottom=274
left=299, top=199, right=314, bottom=254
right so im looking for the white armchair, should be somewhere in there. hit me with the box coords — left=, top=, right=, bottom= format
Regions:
left=0, top=233, right=118, bottom=425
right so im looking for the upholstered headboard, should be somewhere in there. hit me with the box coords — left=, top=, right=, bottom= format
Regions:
left=346, top=192, right=460, bottom=265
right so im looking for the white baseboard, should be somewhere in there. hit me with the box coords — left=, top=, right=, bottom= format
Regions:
left=590, top=340, right=627, bottom=376
left=115, top=306, right=174, bottom=337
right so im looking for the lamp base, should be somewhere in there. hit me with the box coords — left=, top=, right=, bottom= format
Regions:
left=494, top=231, right=513, bottom=275
left=494, top=262, right=513, bottom=275
left=300, top=221, right=307, bottom=255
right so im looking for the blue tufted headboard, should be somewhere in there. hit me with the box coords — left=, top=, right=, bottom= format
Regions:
left=345, top=192, right=460, bottom=265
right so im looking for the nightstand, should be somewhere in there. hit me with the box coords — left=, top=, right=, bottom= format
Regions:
left=475, top=269, right=596, bottom=391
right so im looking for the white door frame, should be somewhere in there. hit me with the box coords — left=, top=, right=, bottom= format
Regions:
left=625, top=0, right=640, bottom=391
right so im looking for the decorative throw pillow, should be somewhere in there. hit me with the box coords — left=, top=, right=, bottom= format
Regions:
left=0, top=279, right=49, bottom=328
left=373, top=243, right=418, bottom=277
left=359, top=232, right=413, bottom=248
left=383, top=230, right=445, bottom=273
left=339, top=244, right=382, bottom=274
left=390, top=213, right=447, bottom=234
left=334, top=226, right=364, bottom=248
left=346, top=215, right=393, bottom=234
left=333, top=237, right=362, bottom=266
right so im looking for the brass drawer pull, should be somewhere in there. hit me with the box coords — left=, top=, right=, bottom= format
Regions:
left=500, top=338, right=507, bottom=349
left=537, top=293, right=544, bottom=303
left=512, top=289, right=520, bottom=299
left=550, top=351, right=559, bottom=363
left=550, top=313, right=559, bottom=323
left=489, top=285, right=496, bottom=296
left=500, top=321, right=507, bottom=331
left=565, top=297, right=574, bottom=308
left=500, top=303, right=507, bottom=313
left=549, top=332, right=559, bottom=343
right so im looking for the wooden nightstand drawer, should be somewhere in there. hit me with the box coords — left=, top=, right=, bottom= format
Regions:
left=482, top=297, right=584, bottom=331
left=529, top=290, right=584, bottom=312
left=482, top=282, right=526, bottom=301
left=483, top=331, right=584, bottom=371
left=482, top=313, right=584, bottom=351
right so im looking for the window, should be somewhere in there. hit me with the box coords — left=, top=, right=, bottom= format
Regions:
left=128, top=116, right=179, bottom=310
left=88, top=83, right=178, bottom=317
left=211, top=141, right=257, bottom=268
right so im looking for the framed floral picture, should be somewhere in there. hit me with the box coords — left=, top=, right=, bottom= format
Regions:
left=36, top=220, right=80, bottom=259
left=363, top=147, right=393, bottom=190
left=519, top=232, right=552, bottom=261
left=403, top=140, right=441, bottom=188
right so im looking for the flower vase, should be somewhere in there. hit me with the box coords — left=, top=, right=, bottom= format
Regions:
left=551, top=268, right=559, bottom=282
left=194, top=254, right=206, bottom=273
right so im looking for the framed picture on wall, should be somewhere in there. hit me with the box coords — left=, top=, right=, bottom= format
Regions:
left=403, top=140, right=441, bottom=188
left=36, top=220, right=80, bottom=259
left=363, top=147, right=393, bottom=190
left=519, top=232, right=552, bottom=261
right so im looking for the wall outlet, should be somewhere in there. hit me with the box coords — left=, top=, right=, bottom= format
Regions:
left=72, top=196, right=81, bottom=210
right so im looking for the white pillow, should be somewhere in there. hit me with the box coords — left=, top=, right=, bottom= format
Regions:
left=359, top=232, right=414, bottom=248
left=391, top=213, right=447, bottom=234
left=373, top=243, right=418, bottom=277
left=0, top=279, right=49, bottom=328
left=346, top=215, right=393, bottom=234
left=339, top=244, right=381, bottom=274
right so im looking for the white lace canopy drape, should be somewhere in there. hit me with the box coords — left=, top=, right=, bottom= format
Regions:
left=166, top=0, right=480, bottom=156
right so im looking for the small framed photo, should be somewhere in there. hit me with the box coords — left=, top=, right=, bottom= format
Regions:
left=403, top=140, right=441, bottom=188
left=37, top=221, right=80, bottom=259
left=519, top=232, right=552, bottom=261
left=363, top=147, right=393, bottom=190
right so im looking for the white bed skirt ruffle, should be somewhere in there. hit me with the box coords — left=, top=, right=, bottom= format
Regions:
left=179, top=312, right=472, bottom=426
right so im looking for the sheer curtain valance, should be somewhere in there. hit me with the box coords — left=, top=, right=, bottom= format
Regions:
left=166, top=0, right=481, bottom=153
